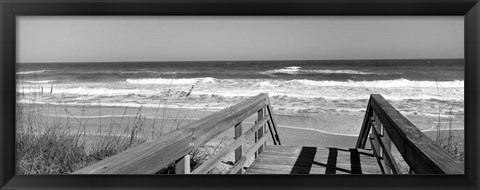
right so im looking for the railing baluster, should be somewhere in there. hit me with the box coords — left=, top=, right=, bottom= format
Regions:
left=356, top=102, right=373, bottom=149
left=370, top=129, right=381, bottom=161
left=262, top=106, right=267, bottom=149
left=382, top=129, right=392, bottom=174
left=369, top=137, right=386, bottom=174
left=234, top=122, right=243, bottom=174
left=255, top=107, right=265, bottom=158
left=373, top=111, right=392, bottom=174
left=372, top=111, right=383, bottom=159
left=263, top=119, right=267, bottom=150
left=266, top=104, right=281, bottom=145
left=175, top=154, right=191, bottom=174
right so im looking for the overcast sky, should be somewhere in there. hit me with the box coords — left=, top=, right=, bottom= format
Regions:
left=17, top=16, right=463, bottom=63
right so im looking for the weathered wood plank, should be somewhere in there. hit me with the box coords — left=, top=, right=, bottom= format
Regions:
left=247, top=160, right=381, bottom=175
left=266, top=103, right=281, bottom=145
left=256, top=108, right=265, bottom=155
left=246, top=145, right=381, bottom=174
left=257, top=151, right=377, bottom=168
left=262, top=146, right=375, bottom=161
left=260, top=149, right=329, bottom=158
left=265, top=145, right=373, bottom=153
left=382, top=126, right=393, bottom=174
left=255, top=154, right=320, bottom=166
left=73, top=129, right=194, bottom=174
left=263, top=145, right=304, bottom=154
left=248, top=163, right=325, bottom=174
left=373, top=113, right=384, bottom=159
left=245, top=167, right=295, bottom=174
left=234, top=122, right=243, bottom=174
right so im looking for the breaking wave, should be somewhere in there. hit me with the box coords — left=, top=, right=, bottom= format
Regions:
left=261, top=66, right=381, bottom=75
left=16, top=70, right=51, bottom=75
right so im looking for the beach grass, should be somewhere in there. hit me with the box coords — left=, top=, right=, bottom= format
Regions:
left=16, top=99, right=148, bottom=174
left=15, top=79, right=212, bottom=174
left=433, top=107, right=464, bottom=161
left=431, top=70, right=464, bottom=162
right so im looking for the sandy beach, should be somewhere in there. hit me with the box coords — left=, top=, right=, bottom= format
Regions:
left=19, top=103, right=464, bottom=149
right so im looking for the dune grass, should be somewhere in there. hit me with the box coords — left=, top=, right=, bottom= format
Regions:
left=430, top=69, right=464, bottom=162
left=15, top=79, right=211, bottom=174
left=16, top=99, right=148, bottom=174
left=433, top=107, right=464, bottom=161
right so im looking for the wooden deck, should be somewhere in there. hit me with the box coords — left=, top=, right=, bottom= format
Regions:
left=245, top=145, right=382, bottom=174
left=73, top=93, right=464, bottom=175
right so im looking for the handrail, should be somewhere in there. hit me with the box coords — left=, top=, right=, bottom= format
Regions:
left=73, top=93, right=281, bottom=174
left=356, top=94, right=464, bottom=174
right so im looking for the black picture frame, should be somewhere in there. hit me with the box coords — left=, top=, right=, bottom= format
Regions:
left=1, top=0, right=479, bottom=189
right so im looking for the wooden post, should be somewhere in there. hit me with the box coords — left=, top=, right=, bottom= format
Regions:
left=256, top=108, right=265, bottom=157
left=234, top=122, right=243, bottom=174
left=370, top=132, right=380, bottom=159
left=175, top=154, right=191, bottom=174
left=266, top=104, right=281, bottom=145
left=382, top=131, right=393, bottom=174
left=254, top=133, right=258, bottom=158
left=263, top=121, right=267, bottom=149
left=374, top=111, right=390, bottom=173
left=369, top=112, right=384, bottom=172
left=373, top=111, right=383, bottom=159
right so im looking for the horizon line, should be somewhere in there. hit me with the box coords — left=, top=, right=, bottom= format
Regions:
left=18, top=57, right=464, bottom=64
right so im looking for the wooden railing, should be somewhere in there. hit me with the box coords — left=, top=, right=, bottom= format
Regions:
left=73, top=93, right=281, bottom=174
left=356, top=94, right=464, bottom=174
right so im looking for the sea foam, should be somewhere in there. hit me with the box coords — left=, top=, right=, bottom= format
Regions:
left=125, top=77, right=463, bottom=88
left=16, top=70, right=51, bottom=75
left=261, top=66, right=381, bottom=75
left=17, top=77, right=464, bottom=118
left=126, top=77, right=216, bottom=85
left=291, top=78, right=464, bottom=88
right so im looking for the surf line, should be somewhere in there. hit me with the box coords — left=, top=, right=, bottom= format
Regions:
left=277, top=125, right=359, bottom=137
left=242, top=120, right=359, bottom=137
left=246, top=121, right=465, bottom=137
left=421, top=127, right=465, bottom=132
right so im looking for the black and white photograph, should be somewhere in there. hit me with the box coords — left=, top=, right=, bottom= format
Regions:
left=16, top=16, right=464, bottom=175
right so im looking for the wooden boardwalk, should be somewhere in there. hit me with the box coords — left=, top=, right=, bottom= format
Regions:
left=246, top=145, right=382, bottom=174
left=73, top=93, right=464, bottom=175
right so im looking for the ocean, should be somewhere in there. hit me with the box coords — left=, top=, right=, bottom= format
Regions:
left=17, top=59, right=464, bottom=122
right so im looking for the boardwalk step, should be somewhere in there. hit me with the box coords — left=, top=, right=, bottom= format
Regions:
left=245, top=145, right=382, bottom=174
